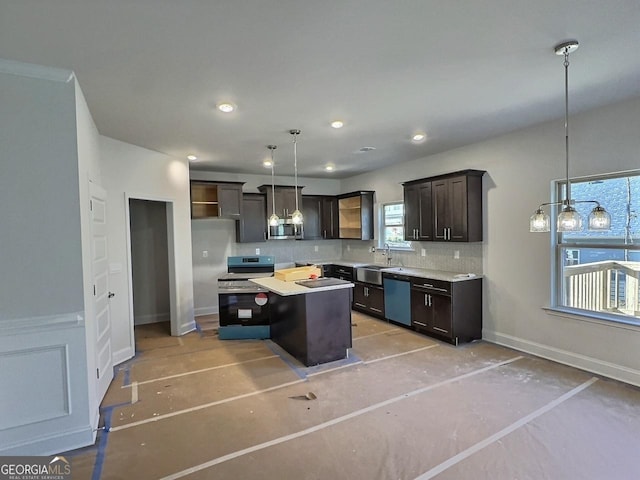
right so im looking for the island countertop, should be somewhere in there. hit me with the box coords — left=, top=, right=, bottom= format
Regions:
left=250, top=277, right=354, bottom=296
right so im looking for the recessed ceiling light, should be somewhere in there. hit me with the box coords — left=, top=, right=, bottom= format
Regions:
left=263, top=159, right=273, bottom=168
left=358, top=146, right=376, bottom=153
left=187, top=154, right=198, bottom=161
left=325, top=164, right=335, bottom=172
left=412, top=132, right=426, bottom=142
left=217, top=102, right=236, bottom=113
left=330, top=120, right=344, bottom=129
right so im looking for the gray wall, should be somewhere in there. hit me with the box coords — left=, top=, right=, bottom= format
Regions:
left=0, top=68, right=83, bottom=319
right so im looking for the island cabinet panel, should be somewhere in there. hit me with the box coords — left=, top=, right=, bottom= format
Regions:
left=410, top=277, right=482, bottom=345
left=236, top=193, right=266, bottom=243
left=190, top=181, right=244, bottom=219
left=269, top=288, right=353, bottom=366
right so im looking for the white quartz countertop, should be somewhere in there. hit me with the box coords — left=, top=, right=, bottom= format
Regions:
left=380, top=267, right=480, bottom=282
left=296, top=259, right=481, bottom=282
left=250, top=277, right=354, bottom=296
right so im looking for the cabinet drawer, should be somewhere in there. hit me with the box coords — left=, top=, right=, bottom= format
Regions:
left=410, top=278, right=451, bottom=295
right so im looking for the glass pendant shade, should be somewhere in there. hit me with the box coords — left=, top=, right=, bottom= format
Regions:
left=529, top=209, right=551, bottom=232
left=291, top=209, right=303, bottom=225
left=588, top=206, right=611, bottom=231
left=557, top=206, right=582, bottom=232
left=268, top=213, right=279, bottom=227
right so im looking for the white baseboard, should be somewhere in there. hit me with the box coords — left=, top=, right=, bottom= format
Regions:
left=483, top=330, right=640, bottom=388
left=194, top=306, right=219, bottom=316
left=112, top=345, right=134, bottom=366
left=133, top=312, right=170, bottom=325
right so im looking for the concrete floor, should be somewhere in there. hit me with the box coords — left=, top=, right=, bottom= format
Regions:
left=62, top=312, right=640, bottom=479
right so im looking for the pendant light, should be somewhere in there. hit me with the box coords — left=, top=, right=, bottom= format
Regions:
left=289, top=129, right=303, bottom=225
left=530, top=40, right=611, bottom=233
left=267, top=145, right=279, bottom=227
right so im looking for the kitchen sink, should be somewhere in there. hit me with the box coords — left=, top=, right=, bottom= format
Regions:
left=355, top=264, right=385, bottom=285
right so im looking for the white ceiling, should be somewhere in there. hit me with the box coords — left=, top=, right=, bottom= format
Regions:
left=1, top=1, right=640, bottom=179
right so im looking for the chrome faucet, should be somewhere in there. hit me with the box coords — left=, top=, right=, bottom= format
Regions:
left=383, top=243, right=392, bottom=266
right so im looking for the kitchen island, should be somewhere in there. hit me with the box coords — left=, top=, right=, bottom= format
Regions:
left=250, top=277, right=354, bottom=366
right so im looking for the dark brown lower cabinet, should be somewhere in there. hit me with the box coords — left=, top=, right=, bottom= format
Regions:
left=353, top=282, right=384, bottom=318
left=410, top=277, right=482, bottom=345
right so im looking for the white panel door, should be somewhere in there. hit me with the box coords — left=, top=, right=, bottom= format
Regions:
left=90, top=183, right=113, bottom=402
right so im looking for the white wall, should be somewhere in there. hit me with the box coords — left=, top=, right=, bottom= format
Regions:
left=341, top=95, right=640, bottom=386
left=100, top=136, right=195, bottom=363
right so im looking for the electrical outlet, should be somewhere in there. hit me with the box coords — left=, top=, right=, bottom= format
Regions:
left=421, top=248, right=426, bottom=257
left=255, top=248, right=260, bottom=255
left=202, top=250, right=208, bottom=258
left=454, top=250, right=460, bottom=259
left=369, top=246, right=376, bottom=253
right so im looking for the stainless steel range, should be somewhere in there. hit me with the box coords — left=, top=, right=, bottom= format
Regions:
left=217, top=256, right=274, bottom=339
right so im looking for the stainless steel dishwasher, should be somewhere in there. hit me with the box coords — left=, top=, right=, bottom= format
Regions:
left=383, top=272, right=411, bottom=326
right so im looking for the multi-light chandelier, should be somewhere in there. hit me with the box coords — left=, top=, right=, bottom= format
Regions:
left=529, top=40, right=611, bottom=233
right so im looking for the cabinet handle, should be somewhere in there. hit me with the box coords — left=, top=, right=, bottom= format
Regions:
left=414, top=320, right=427, bottom=327
left=323, top=229, right=326, bottom=238
left=371, top=308, right=383, bottom=313
left=428, top=294, right=432, bottom=307
left=263, top=231, right=267, bottom=240
left=355, top=303, right=367, bottom=308
left=433, top=326, right=449, bottom=334
left=424, top=294, right=428, bottom=306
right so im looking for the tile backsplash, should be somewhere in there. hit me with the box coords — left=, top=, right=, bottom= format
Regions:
left=341, top=240, right=483, bottom=274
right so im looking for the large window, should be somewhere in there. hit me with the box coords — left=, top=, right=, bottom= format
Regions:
left=555, top=172, right=640, bottom=323
left=381, top=202, right=412, bottom=249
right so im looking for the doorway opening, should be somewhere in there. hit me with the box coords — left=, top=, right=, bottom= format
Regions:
left=128, top=198, right=175, bottom=341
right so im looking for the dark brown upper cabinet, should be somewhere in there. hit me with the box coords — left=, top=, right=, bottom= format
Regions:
left=236, top=193, right=267, bottom=243
left=258, top=185, right=304, bottom=219
left=403, top=180, right=433, bottom=241
left=190, top=181, right=244, bottom=219
left=403, top=170, right=484, bottom=242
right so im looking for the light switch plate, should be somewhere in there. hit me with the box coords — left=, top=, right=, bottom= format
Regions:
left=255, top=248, right=260, bottom=255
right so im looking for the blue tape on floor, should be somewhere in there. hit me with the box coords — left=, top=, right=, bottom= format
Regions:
left=264, top=340, right=308, bottom=380
left=91, top=405, right=115, bottom=480
left=122, top=367, right=131, bottom=387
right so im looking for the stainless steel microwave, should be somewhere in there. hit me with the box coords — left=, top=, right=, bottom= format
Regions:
left=268, top=219, right=304, bottom=240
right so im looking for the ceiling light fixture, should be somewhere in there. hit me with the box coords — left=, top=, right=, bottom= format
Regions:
left=263, top=159, right=273, bottom=168
left=412, top=132, right=426, bottom=142
left=325, top=164, right=335, bottom=172
left=187, top=154, right=198, bottom=161
left=289, top=129, right=303, bottom=225
left=331, top=120, right=344, bottom=129
left=529, top=40, right=611, bottom=233
left=267, top=145, right=279, bottom=227
left=217, top=102, right=236, bottom=113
